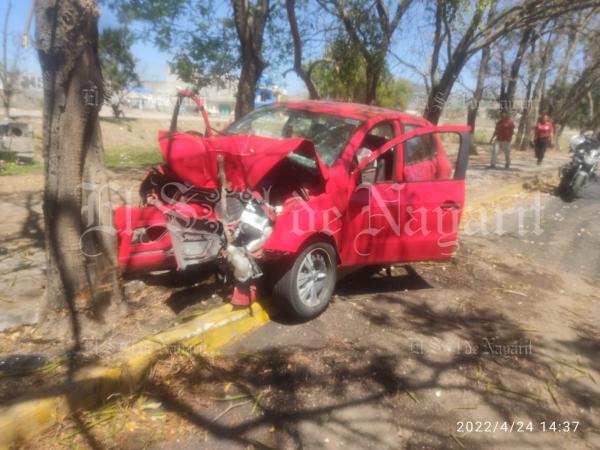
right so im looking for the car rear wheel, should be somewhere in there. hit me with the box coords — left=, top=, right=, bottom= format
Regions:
left=272, top=242, right=337, bottom=320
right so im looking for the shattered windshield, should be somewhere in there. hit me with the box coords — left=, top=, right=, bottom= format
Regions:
left=225, top=106, right=362, bottom=166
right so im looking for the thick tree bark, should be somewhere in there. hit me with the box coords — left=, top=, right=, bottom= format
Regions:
left=35, top=0, right=124, bottom=342
left=236, top=55, right=262, bottom=120
left=285, top=0, right=319, bottom=100
left=423, top=2, right=485, bottom=124
left=424, top=50, right=469, bottom=124
left=232, top=0, right=269, bottom=120
left=365, top=58, right=384, bottom=105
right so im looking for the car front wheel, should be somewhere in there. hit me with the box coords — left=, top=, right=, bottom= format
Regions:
left=273, top=242, right=337, bottom=320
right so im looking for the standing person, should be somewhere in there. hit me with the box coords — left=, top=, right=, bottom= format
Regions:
left=490, top=110, right=515, bottom=169
left=532, top=113, right=554, bottom=165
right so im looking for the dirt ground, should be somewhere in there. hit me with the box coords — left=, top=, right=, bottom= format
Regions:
left=3, top=133, right=590, bottom=449
left=0, top=144, right=568, bottom=334
left=29, top=197, right=600, bottom=449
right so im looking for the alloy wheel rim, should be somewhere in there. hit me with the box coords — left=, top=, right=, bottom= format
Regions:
left=296, top=249, right=330, bottom=307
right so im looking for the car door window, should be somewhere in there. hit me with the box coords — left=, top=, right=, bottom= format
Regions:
left=357, top=122, right=396, bottom=184
left=402, top=124, right=451, bottom=181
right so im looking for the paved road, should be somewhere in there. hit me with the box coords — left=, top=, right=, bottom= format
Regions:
left=484, top=180, right=600, bottom=280
left=155, top=180, right=600, bottom=450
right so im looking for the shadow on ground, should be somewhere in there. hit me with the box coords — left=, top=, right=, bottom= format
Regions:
left=37, top=283, right=599, bottom=449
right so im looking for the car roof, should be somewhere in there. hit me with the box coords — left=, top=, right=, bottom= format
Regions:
left=272, top=100, right=427, bottom=123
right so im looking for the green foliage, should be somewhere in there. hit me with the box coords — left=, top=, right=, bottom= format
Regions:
left=335, top=1, right=385, bottom=55
left=311, top=37, right=411, bottom=109
left=106, top=0, right=290, bottom=91
left=311, top=38, right=365, bottom=101
left=168, top=16, right=239, bottom=89
left=99, top=27, right=140, bottom=97
left=106, top=0, right=236, bottom=88
left=377, top=77, right=411, bottom=109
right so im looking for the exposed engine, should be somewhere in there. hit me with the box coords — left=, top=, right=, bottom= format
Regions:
left=155, top=186, right=273, bottom=283
left=135, top=142, right=329, bottom=284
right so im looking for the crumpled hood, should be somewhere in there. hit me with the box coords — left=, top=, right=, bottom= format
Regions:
left=158, top=132, right=328, bottom=190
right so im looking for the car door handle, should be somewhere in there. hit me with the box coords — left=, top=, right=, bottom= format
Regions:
left=441, top=201, right=460, bottom=209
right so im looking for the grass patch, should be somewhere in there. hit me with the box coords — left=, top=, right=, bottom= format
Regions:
left=473, top=131, right=491, bottom=145
left=0, top=145, right=162, bottom=176
left=105, top=146, right=162, bottom=168
left=0, top=161, right=44, bottom=175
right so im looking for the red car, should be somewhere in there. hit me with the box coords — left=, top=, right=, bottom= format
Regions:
left=114, top=91, right=471, bottom=319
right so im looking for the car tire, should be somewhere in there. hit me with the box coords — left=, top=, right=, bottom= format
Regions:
left=272, top=241, right=337, bottom=320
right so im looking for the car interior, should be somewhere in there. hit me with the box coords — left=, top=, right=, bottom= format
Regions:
left=356, top=120, right=397, bottom=184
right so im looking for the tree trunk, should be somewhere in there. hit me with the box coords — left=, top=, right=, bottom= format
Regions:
left=365, top=60, right=381, bottom=105
left=519, top=32, right=556, bottom=150
left=285, top=0, right=319, bottom=100
left=515, top=38, right=538, bottom=150
left=515, top=75, right=534, bottom=149
left=467, top=45, right=491, bottom=154
left=2, top=98, right=9, bottom=118
left=35, top=0, right=124, bottom=343
left=235, top=54, right=262, bottom=120
left=424, top=51, right=468, bottom=124
left=424, top=84, right=447, bottom=125
left=588, top=90, right=595, bottom=131
left=232, top=0, right=269, bottom=120
left=1, top=0, right=12, bottom=118
left=555, top=13, right=588, bottom=88
left=503, top=28, right=533, bottom=111
left=423, top=2, right=485, bottom=125
left=520, top=77, right=544, bottom=151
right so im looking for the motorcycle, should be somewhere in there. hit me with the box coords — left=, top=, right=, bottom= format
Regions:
left=558, top=134, right=600, bottom=200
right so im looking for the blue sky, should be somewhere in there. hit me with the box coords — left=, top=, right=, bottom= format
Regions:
left=5, top=1, right=311, bottom=93
left=5, top=1, right=478, bottom=97
left=6, top=1, right=172, bottom=81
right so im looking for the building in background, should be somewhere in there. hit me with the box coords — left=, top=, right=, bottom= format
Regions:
left=125, top=70, right=238, bottom=118
left=11, top=68, right=287, bottom=118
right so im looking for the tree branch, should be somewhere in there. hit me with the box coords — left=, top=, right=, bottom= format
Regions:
left=285, top=0, right=320, bottom=99
left=390, top=50, right=429, bottom=95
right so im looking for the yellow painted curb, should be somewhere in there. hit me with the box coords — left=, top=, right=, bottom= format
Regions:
left=0, top=302, right=270, bottom=449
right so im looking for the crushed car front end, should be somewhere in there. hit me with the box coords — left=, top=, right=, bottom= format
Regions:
left=114, top=92, right=342, bottom=307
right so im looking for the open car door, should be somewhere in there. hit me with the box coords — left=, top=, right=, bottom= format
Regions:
left=340, top=125, right=471, bottom=267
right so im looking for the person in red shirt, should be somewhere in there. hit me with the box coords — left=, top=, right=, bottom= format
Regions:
left=490, top=110, right=515, bottom=169
left=532, top=113, right=554, bottom=165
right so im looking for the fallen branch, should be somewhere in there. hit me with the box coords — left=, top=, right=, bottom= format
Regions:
left=212, top=400, right=252, bottom=423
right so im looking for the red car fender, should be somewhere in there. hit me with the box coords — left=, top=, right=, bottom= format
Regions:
left=262, top=193, right=344, bottom=257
